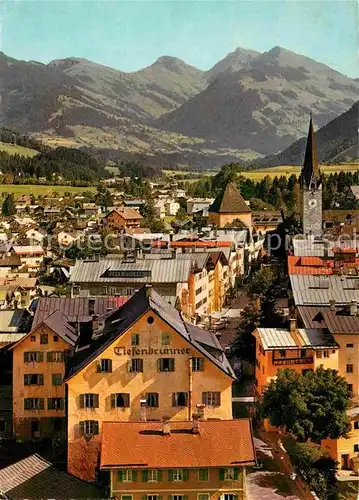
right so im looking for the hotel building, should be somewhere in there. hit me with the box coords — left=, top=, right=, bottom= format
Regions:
left=65, top=286, right=235, bottom=481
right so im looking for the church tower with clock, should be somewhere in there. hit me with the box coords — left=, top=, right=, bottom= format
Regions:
left=300, top=115, right=323, bottom=237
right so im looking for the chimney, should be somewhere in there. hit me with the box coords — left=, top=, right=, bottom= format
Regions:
left=162, top=420, right=171, bottom=435
left=192, top=413, right=200, bottom=434
left=196, top=403, right=206, bottom=420
left=329, top=299, right=336, bottom=311
left=145, top=284, right=152, bottom=298
left=350, top=300, right=358, bottom=316
left=289, top=318, right=296, bottom=333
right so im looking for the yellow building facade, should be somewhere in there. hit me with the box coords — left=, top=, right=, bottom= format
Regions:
left=12, top=321, right=73, bottom=439
left=66, top=287, right=235, bottom=481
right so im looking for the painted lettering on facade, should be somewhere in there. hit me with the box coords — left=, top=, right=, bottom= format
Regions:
left=114, top=346, right=191, bottom=356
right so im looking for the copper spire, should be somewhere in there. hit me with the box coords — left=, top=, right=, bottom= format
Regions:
left=301, top=115, right=321, bottom=188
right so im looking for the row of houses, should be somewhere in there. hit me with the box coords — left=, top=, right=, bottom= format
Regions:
left=1, top=287, right=255, bottom=499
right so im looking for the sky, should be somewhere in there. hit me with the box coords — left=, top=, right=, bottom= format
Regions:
left=1, top=0, right=358, bottom=77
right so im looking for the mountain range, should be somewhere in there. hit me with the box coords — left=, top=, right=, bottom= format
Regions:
left=1, top=47, right=358, bottom=168
left=256, top=100, right=359, bottom=167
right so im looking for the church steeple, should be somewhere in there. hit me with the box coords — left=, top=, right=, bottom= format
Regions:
left=301, top=114, right=321, bottom=189
left=300, top=114, right=323, bottom=237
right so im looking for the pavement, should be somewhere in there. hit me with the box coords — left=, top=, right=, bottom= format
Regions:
left=247, top=431, right=315, bottom=500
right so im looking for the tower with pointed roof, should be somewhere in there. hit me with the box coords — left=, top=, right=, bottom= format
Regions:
left=208, top=181, right=252, bottom=228
left=300, top=115, right=323, bottom=237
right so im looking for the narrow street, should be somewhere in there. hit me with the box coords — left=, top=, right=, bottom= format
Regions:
left=247, top=430, right=315, bottom=500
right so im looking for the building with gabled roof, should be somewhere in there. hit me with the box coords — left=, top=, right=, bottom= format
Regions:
left=65, top=286, right=235, bottom=481
left=10, top=296, right=129, bottom=441
left=100, top=419, right=255, bottom=499
left=208, top=182, right=252, bottom=229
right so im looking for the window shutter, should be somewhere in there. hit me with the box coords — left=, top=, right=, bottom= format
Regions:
left=139, top=359, right=143, bottom=372
left=110, top=394, right=116, bottom=408
left=47, top=352, right=52, bottom=362
left=60, top=398, right=65, bottom=410
left=183, top=469, right=189, bottom=481
left=155, top=393, right=159, bottom=407
left=184, top=392, right=188, bottom=406
left=108, top=359, right=112, bottom=373
left=124, top=393, right=130, bottom=407
left=183, top=496, right=188, bottom=500
left=96, top=360, right=101, bottom=372
left=202, top=392, right=208, bottom=405
left=168, top=469, right=173, bottom=481
left=158, top=496, right=162, bottom=500
left=24, top=374, right=30, bottom=385
left=94, top=394, right=99, bottom=408
left=169, top=358, right=175, bottom=371
left=47, top=399, right=53, bottom=410
left=24, top=399, right=30, bottom=410
left=199, top=358, right=204, bottom=371
left=172, top=393, right=177, bottom=407
left=217, top=392, right=221, bottom=406
left=39, top=374, right=44, bottom=385
left=39, top=398, right=44, bottom=410
left=142, top=470, right=148, bottom=482
left=79, top=394, right=85, bottom=409
left=219, top=468, right=225, bottom=480
left=234, top=466, right=239, bottom=480
left=142, top=497, right=147, bottom=500
left=94, top=421, right=99, bottom=434
left=132, top=470, right=137, bottom=482
left=127, top=360, right=132, bottom=372
left=38, top=352, right=43, bottom=362
left=24, top=352, right=29, bottom=362
left=117, top=470, right=123, bottom=482
left=79, top=421, right=85, bottom=436
left=158, top=470, right=162, bottom=482
left=157, top=359, right=162, bottom=372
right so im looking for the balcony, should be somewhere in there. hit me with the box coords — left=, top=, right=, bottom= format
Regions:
left=273, top=356, right=313, bottom=366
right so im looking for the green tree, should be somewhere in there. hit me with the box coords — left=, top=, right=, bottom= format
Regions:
left=262, top=367, right=351, bottom=442
left=248, top=267, right=277, bottom=298
left=2, top=194, right=16, bottom=216
left=95, top=185, right=113, bottom=210
left=229, top=302, right=261, bottom=362
left=175, top=206, right=188, bottom=222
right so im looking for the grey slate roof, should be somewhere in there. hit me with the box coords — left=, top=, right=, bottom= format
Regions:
left=0, top=454, right=103, bottom=499
left=257, top=327, right=336, bottom=350
left=66, top=286, right=235, bottom=380
left=290, top=275, right=359, bottom=306
left=32, top=296, right=123, bottom=327
left=70, top=259, right=192, bottom=284
left=298, top=305, right=359, bottom=333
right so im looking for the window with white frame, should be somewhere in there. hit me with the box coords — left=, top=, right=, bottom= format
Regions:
left=173, top=469, right=183, bottom=481
left=147, top=495, right=159, bottom=500
left=172, top=496, right=183, bottom=500
left=224, top=468, right=235, bottom=480
left=147, top=469, right=158, bottom=482
left=221, top=495, right=237, bottom=500
left=198, top=495, right=210, bottom=500
left=122, top=469, right=133, bottom=482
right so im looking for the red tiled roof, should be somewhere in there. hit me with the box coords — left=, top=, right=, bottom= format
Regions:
left=100, top=420, right=255, bottom=469
left=288, top=255, right=359, bottom=275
